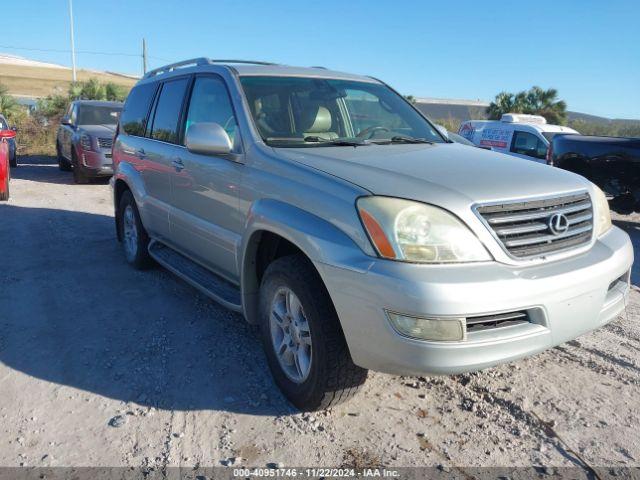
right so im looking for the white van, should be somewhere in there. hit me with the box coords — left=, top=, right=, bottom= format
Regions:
left=458, top=114, right=579, bottom=163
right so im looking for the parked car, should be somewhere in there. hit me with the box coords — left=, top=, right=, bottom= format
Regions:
left=459, top=114, right=578, bottom=163
left=548, top=133, right=640, bottom=212
left=447, top=131, right=477, bottom=147
left=0, top=114, right=17, bottom=168
left=112, top=58, right=632, bottom=411
left=0, top=129, right=16, bottom=201
left=56, top=100, right=123, bottom=183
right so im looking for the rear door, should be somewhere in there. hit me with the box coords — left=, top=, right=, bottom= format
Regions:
left=140, top=76, right=191, bottom=240
left=168, top=74, right=243, bottom=282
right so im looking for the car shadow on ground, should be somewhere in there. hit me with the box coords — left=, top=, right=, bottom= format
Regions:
left=12, top=155, right=110, bottom=186
left=0, top=203, right=294, bottom=416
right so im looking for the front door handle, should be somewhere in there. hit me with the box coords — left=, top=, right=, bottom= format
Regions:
left=135, top=148, right=147, bottom=159
left=172, top=158, right=184, bottom=171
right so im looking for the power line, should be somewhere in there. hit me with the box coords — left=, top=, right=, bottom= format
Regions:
left=0, top=44, right=169, bottom=61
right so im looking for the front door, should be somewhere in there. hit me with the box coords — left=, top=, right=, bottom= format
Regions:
left=168, top=74, right=243, bottom=282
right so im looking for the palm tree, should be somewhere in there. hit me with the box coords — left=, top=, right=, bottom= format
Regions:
left=486, top=87, right=567, bottom=124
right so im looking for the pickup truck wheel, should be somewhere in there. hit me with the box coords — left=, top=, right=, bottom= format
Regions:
left=57, top=144, right=72, bottom=171
left=259, top=254, right=367, bottom=411
left=117, top=191, right=152, bottom=269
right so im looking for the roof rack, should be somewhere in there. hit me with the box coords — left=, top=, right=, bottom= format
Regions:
left=143, top=58, right=278, bottom=79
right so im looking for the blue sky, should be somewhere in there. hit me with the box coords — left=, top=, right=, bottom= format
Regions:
left=3, top=0, right=639, bottom=119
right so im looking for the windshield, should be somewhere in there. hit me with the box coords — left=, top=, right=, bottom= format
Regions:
left=77, top=105, right=122, bottom=126
left=239, top=76, right=445, bottom=147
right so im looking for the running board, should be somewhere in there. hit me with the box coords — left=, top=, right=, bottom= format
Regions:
left=148, top=240, right=242, bottom=312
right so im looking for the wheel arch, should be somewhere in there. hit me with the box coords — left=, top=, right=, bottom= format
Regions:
left=239, top=199, right=367, bottom=324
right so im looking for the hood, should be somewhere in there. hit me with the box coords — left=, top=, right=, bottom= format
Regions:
left=276, top=142, right=591, bottom=206
left=79, top=124, right=116, bottom=137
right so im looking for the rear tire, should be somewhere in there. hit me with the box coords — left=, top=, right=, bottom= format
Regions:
left=259, top=254, right=367, bottom=411
left=117, top=190, right=153, bottom=269
left=9, top=153, right=17, bottom=168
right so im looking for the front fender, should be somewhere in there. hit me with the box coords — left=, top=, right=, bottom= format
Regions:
left=239, top=198, right=373, bottom=323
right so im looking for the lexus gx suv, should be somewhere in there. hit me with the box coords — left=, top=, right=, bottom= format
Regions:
left=111, top=58, right=633, bottom=411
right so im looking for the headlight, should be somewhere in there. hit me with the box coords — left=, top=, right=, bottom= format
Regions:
left=357, top=196, right=491, bottom=263
left=80, top=134, right=93, bottom=151
left=593, top=185, right=612, bottom=237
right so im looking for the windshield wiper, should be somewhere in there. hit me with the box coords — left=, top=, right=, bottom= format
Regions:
left=379, top=135, right=434, bottom=144
left=303, top=136, right=370, bottom=147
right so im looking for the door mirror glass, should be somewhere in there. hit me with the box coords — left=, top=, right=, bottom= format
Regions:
left=61, top=115, right=73, bottom=126
left=185, top=122, right=232, bottom=156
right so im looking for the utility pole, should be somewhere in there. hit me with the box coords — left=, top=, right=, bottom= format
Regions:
left=142, top=38, right=148, bottom=75
left=68, top=0, right=77, bottom=82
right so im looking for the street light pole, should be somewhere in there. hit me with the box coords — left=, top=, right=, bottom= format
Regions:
left=68, top=0, right=77, bottom=82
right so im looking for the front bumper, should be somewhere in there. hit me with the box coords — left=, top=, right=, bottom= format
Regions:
left=318, top=226, right=633, bottom=376
left=79, top=149, right=113, bottom=177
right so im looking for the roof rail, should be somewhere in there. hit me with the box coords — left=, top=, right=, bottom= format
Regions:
left=143, top=58, right=278, bottom=79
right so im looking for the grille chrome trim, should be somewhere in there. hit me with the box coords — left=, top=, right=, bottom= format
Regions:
left=97, top=137, right=113, bottom=149
left=475, top=191, right=594, bottom=260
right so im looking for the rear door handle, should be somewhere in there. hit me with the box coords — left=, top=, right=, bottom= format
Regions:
left=136, top=148, right=146, bottom=159
left=172, top=158, right=184, bottom=171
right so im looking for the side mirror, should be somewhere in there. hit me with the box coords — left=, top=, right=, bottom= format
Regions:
left=435, top=125, right=449, bottom=140
left=185, top=122, right=232, bottom=156
left=61, top=115, right=72, bottom=126
left=11, top=126, right=17, bottom=132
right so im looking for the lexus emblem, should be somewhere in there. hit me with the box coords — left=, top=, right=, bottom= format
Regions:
left=548, top=213, right=569, bottom=235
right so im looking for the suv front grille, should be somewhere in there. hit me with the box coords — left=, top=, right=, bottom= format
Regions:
left=466, top=311, right=530, bottom=333
left=97, top=137, right=113, bottom=149
left=476, top=192, right=593, bottom=258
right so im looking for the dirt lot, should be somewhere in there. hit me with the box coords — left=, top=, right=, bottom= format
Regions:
left=1, top=156, right=640, bottom=474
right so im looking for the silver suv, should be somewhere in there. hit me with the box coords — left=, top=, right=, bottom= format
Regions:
left=57, top=100, right=122, bottom=183
left=111, top=58, right=633, bottom=411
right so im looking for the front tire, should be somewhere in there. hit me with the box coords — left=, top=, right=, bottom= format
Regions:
left=57, top=144, right=72, bottom=171
left=71, top=150, right=89, bottom=184
left=0, top=172, right=8, bottom=201
left=117, top=190, right=152, bottom=269
left=259, top=254, right=367, bottom=411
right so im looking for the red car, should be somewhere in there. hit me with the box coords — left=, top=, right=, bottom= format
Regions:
left=0, top=129, right=16, bottom=201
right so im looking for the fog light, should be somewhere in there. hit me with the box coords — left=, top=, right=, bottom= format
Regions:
left=386, top=311, right=465, bottom=341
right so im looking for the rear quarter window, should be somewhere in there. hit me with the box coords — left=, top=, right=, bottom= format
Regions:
left=120, top=83, right=157, bottom=136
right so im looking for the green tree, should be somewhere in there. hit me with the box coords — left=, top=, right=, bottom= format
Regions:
left=0, top=83, right=25, bottom=123
left=487, top=86, right=567, bottom=125
left=404, top=95, right=416, bottom=104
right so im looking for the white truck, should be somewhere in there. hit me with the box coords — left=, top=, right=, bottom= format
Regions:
left=458, top=114, right=578, bottom=163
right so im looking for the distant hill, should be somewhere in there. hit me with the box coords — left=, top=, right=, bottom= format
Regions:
left=0, top=53, right=137, bottom=99
left=413, top=97, right=640, bottom=128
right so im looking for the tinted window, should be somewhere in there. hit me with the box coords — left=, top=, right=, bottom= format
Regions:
left=185, top=76, right=238, bottom=146
left=150, top=78, right=189, bottom=144
left=511, top=131, right=547, bottom=159
left=77, top=105, right=122, bottom=126
left=120, top=83, right=156, bottom=136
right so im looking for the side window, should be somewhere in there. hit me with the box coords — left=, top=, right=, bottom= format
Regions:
left=511, top=131, right=547, bottom=159
left=120, top=83, right=157, bottom=137
left=184, top=76, right=238, bottom=147
left=150, top=78, right=189, bottom=144
left=0, top=116, right=7, bottom=130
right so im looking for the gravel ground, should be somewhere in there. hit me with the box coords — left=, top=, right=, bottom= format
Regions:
left=1, top=156, right=639, bottom=472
